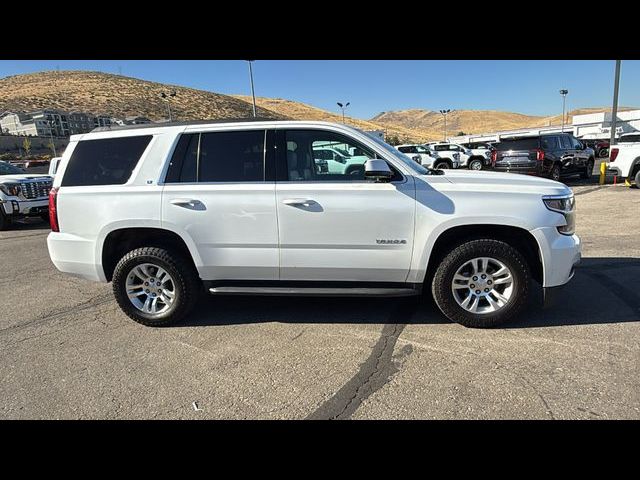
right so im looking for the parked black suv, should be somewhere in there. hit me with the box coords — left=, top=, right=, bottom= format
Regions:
left=491, top=133, right=595, bottom=182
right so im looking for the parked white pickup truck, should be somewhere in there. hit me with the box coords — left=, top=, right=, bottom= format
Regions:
left=609, top=133, right=640, bottom=187
left=395, top=144, right=456, bottom=169
left=425, top=143, right=490, bottom=170
left=0, top=160, right=53, bottom=230
left=47, top=120, right=581, bottom=329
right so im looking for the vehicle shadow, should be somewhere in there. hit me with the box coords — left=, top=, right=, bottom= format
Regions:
left=181, top=257, right=639, bottom=329
left=6, top=218, right=50, bottom=231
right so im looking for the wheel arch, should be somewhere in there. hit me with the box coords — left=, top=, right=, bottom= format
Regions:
left=101, top=227, right=200, bottom=282
left=421, top=224, right=543, bottom=287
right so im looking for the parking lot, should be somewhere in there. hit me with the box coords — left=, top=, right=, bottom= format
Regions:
left=1, top=174, right=638, bottom=420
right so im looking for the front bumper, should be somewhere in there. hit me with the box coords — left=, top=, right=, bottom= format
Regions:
left=531, top=227, right=581, bottom=288
left=0, top=198, right=48, bottom=216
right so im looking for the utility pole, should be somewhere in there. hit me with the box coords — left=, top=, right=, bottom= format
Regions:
left=560, top=89, right=568, bottom=132
left=609, top=60, right=621, bottom=147
left=439, top=109, right=451, bottom=141
left=247, top=61, right=257, bottom=118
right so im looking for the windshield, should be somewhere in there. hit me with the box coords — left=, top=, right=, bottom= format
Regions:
left=0, top=161, right=25, bottom=175
left=365, top=134, right=430, bottom=175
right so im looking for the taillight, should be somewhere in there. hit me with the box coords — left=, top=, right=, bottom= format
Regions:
left=49, top=187, right=59, bottom=232
left=610, top=148, right=619, bottom=162
left=535, top=148, right=545, bottom=161
left=491, top=150, right=497, bottom=165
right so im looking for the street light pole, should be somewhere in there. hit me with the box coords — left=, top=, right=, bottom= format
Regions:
left=160, top=91, right=176, bottom=122
left=560, top=89, right=568, bottom=132
left=439, top=109, right=451, bottom=141
left=609, top=60, right=621, bottom=147
left=247, top=60, right=257, bottom=118
left=337, top=102, right=350, bottom=124
left=48, top=120, right=57, bottom=157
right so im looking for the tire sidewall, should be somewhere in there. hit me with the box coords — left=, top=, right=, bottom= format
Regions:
left=435, top=161, right=450, bottom=169
left=113, top=250, right=188, bottom=326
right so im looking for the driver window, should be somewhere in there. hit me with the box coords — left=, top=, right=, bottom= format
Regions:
left=285, top=130, right=381, bottom=182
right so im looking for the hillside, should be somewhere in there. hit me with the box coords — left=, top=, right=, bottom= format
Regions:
left=372, top=109, right=547, bottom=138
left=372, top=107, right=638, bottom=139
left=0, top=71, right=284, bottom=122
left=232, top=95, right=424, bottom=141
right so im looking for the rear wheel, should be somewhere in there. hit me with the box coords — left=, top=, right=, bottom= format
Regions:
left=0, top=210, right=11, bottom=231
left=468, top=159, right=483, bottom=171
left=431, top=239, right=530, bottom=328
left=580, top=158, right=594, bottom=179
left=112, top=247, right=201, bottom=327
left=634, top=168, right=640, bottom=189
left=434, top=160, right=451, bottom=169
left=550, top=164, right=561, bottom=181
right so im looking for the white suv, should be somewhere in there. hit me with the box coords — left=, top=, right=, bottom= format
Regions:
left=426, top=143, right=491, bottom=170
left=395, top=144, right=457, bottom=169
left=48, top=120, right=581, bottom=328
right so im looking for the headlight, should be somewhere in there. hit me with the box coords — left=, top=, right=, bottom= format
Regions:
left=543, top=194, right=575, bottom=235
left=0, top=183, right=21, bottom=197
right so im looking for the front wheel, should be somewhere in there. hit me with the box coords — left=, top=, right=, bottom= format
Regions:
left=549, top=164, right=561, bottom=182
left=431, top=239, right=530, bottom=328
left=634, top=169, right=640, bottom=189
left=112, top=247, right=201, bottom=327
left=434, top=161, right=451, bottom=169
left=468, top=159, right=483, bottom=171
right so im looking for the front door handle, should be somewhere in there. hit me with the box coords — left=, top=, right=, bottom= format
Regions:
left=170, top=198, right=203, bottom=208
left=283, top=198, right=317, bottom=207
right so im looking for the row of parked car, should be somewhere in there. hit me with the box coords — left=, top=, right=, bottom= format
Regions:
left=394, top=132, right=602, bottom=182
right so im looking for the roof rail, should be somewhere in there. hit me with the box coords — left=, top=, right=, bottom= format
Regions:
left=90, top=117, right=280, bottom=133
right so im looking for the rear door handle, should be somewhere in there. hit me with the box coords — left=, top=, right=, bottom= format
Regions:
left=283, top=198, right=317, bottom=207
left=170, top=198, right=202, bottom=207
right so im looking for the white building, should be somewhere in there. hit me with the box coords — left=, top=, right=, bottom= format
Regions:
left=449, top=109, right=640, bottom=144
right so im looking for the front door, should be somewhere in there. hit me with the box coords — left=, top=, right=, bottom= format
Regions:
left=275, top=128, right=416, bottom=282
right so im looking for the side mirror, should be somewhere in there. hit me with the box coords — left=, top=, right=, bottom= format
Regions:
left=364, top=159, right=393, bottom=182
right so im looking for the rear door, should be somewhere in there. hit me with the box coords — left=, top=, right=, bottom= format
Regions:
left=275, top=128, right=416, bottom=282
left=161, top=128, right=279, bottom=281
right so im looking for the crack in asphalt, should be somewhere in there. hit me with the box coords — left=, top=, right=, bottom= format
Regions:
left=306, top=300, right=417, bottom=420
left=0, top=292, right=114, bottom=336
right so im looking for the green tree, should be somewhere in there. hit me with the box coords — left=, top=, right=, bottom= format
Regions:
left=22, top=137, right=32, bottom=157
left=456, top=131, right=466, bottom=136
left=386, top=134, right=401, bottom=146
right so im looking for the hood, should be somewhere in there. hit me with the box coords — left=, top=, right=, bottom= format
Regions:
left=431, top=169, right=572, bottom=196
left=0, top=174, right=53, bottom=183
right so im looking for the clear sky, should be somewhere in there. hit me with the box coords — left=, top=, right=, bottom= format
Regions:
left=0, top=60, right=636, bottom=120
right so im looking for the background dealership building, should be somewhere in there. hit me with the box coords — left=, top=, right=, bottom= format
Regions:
left=450, top=109, right=640, bottom=144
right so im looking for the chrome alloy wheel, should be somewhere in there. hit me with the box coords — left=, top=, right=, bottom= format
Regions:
left=125, top=263, right=176, bottom=315
left=451, top=257, right=514, bottom=314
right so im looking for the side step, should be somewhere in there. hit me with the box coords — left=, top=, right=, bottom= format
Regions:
left=208, top=286, right=420, bottom=297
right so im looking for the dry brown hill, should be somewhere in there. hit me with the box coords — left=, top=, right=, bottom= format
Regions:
left=232, top=95, right=425, bottom=141
left=0, top=71, right=284, bottom=122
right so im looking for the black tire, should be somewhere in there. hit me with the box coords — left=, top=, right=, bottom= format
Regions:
left=431, top=239, right=530, bottom=328
left=0, top=210, right=11, bottom=231
left=112, top=247, right=201, bottom=327
left=434, top=160, right=451, bottom=169
left=40, top=213, right=50, bottom=224
left=468, top=159, right=483, bottom=171
left=550, top=164, right=561, bottom=182
left=580, top=158, right=594, bottom=179
left=634, top=168, right=640, bottom=189
left=599, top=148, right=608, bottom=158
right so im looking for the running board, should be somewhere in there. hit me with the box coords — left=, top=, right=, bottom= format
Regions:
left=208, top=286, right=420, bottom=297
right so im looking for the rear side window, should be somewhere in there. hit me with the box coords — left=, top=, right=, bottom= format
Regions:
left=494, top=137, right=540, bottom=151
left=62, top=136, right=152, bottom=187
left=541, top=136, right=559, bottom=149
left=165, top=130, right=265, bottom=183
